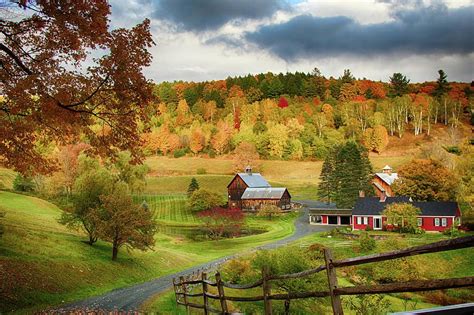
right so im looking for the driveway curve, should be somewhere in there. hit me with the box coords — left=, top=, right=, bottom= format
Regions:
left=52, top=204, right=331, bottom=312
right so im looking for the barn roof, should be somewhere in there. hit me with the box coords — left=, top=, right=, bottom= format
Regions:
left=375, top=172, right=399, bottom=186
left=353, top=197, right=459, bottom=216
left=235, top=173, right=271, bottom=188
left=241, top=187, right=288, bottom=199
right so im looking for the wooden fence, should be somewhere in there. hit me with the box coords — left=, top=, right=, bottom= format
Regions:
left=173, top=235, right=474, bottom=315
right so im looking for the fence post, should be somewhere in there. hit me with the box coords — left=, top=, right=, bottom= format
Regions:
left=262, top=266, right=272, bottom=315
left=284, top=299, right=290, bottom=315
left=172, top=277, right=179, bottom=308
left=202, top=272, right=209, bottom=315
left=179, top=275, right=189, bottom=314
left=324, top=248, right=343, bottom=315
left=215, top=272, right=228, bottom=314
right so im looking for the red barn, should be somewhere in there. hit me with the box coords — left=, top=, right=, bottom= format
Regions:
left=227, top=167, right=291, bottom=211
left=352, top=195, right=461, bottom=232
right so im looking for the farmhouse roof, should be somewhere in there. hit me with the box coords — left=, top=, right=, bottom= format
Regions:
left=375, top=172, right=399, bottom=186
left=241, top=187, right=289, bottom=199
left=353, top=197, right=459, bottom=216
left=235, top=173, right=271, bottom=188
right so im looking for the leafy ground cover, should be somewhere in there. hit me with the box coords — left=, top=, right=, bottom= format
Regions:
left=0, top=191, right=296, bottom=314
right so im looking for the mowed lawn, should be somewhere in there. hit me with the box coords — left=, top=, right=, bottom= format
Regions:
left=144, top=155, right=411, bottom=200
left=0, top=191, right=297, bottom=313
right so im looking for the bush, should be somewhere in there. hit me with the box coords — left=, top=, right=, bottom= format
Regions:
left=196, top=168, right=207, bottom=175
left=443, top=226, right=462, bottom=237
left=359, top=232, right=376, bottom=252
left=13, top=174, right=35, bottom=192
left=173, top=148, right=187, bottom=158
left=188, top=189, right=223, bottom=212
left=444, top=145, right=461, bottom=155
left=365, top=225, right=373, bottom=232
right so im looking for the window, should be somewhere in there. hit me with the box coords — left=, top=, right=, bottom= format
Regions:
left=363, top=217, right=368, bottom=225
left=417, top=218, right=423, bottom=227
left=357, top=217, right=362, bottom=225
left=434, top=218, right=440, bottom=227
left=441, top=218, right=447, bottom=227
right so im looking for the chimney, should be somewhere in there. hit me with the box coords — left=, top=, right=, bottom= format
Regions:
left=245, top=166, right=252, bottom=175
left=359, top=190, right=365, bottom=198
left=380, top=191, right=387, bottom=202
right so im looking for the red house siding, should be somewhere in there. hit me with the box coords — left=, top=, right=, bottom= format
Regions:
left=420, top=217, right=454, bottom=232
left=352, top=216, right=455, bottom=232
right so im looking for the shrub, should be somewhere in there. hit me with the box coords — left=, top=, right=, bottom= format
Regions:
left=197, top=207, right=244, bottom=239
left=443, top=226, right=462, bottom=237
left=173, top=148, right=187, bottom=158
left=188, top=189, right=223, bottom=212
left=344, top=294, right=391, bottom=315
left=13, top=174, right=35, bottom=192
left=196, top=168, right=207, bottom=175
left=365, top=225, right=373, bottom=231
left=359, top=232, right=376, bottom=252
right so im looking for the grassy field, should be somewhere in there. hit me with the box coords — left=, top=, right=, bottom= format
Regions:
left=146, top=230, right=474, bottom=314
left=143, top=155, right=411, bottom=200
left=133, top=194, right=199, bottom=225
left=0, top=191, right=297, bottom=313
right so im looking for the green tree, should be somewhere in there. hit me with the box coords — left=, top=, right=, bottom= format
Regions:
left=111, top=151, right=149, bottom=194
left=93, top=182, right=157, bottom=260
left=317, top=150, right=336, bottom=203
left=333, top=142, right=373, bottom=208
left=389, top=73, right=410, bottom=97
left=13, top=174, right=35, bottom=192
left=256, top=204, right=284, bottom=220
left=434, top=69, right=450, bottom=97
left=383, top=203, right=421, bottom=232
left=188, top=189, right=223, bottom=212
left=392, top=159, right=458, bottom=201
left=60, top=164, right=114, bottom=245
left=187, top=177, right=200, bottom=197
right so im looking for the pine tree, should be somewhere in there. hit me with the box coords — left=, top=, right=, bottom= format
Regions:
left=389, top=73, right=410, bottom=97
left=187, top=177, right=200, bottom=197
left=317, top=150, right=336, bottom=203
left=333, top=142, right=373, bottom=208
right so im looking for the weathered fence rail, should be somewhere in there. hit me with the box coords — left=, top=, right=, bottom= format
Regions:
left=174, top=235, right=474, bottom=315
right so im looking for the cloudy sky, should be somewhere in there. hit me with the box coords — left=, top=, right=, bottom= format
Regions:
left=110, top=0, right=474, bottom=83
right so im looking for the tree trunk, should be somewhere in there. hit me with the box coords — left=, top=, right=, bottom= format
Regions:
left=112, top=241, right=119, bottom=260
left=88, top=235, right=97, bottom=245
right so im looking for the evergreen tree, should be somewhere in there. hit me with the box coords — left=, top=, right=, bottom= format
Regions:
left=434, top=69, right=450, bottom=97
left=187, top=177, right=200, bottom=197
left=333, top=142, right=373, bottom=208
left=389, top=73, right=410, bottom=97
left=317, top=150, right=336, bottom=203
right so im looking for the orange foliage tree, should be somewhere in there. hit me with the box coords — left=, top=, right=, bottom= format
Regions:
left=1, top=1, right=154, bottom=174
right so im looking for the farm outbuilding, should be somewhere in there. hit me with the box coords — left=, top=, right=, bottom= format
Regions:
left=227, top=167, right=291, bottom=211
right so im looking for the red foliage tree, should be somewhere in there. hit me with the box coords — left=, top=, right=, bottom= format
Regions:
left=197, top=207, right=244, bottom=239
left=278, top=96, right=289, bottom=108
left=1, top=1, right=154, bottom=174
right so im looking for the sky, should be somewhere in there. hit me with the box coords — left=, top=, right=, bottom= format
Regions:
left=109, top=0, right=474, bottom=83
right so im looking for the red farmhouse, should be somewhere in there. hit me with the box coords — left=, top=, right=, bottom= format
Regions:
left=352, top=196, right=461, bottom=232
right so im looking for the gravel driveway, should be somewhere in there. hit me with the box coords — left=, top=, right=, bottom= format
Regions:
left=51, top=204, right=332, bottom=312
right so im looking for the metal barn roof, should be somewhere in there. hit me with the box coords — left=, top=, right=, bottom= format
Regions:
left=241, top=187, right=287, bottom=199
left=375, top=172, right=399, bottom=186
left=237, top=173, right=271, bottom=188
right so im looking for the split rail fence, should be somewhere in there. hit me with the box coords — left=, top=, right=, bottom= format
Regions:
left=173, top=235, right=474, bottom=315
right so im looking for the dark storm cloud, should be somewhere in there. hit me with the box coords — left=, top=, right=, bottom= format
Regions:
left=152, top=0, right=288, bottom=32
left=243, top=3, right=474, bottom=61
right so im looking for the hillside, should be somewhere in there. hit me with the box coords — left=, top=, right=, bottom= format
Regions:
left=0, top=191, right=296, bottom=313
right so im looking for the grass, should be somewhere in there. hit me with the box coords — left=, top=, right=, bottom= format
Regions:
left=133, top=194, right=199, bottom=225
left=0, top=191, right=297, bottom=313
left=144, top=174, right=232, bottom=195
